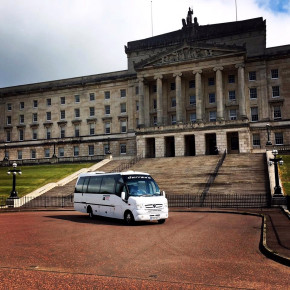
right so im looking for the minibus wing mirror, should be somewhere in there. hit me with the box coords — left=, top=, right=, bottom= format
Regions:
left=161, top=191, right=166, bottom=197
left=121, top=191, right=126, bottom=201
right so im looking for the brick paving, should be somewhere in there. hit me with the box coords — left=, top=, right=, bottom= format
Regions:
left=0, top=210, right=289, bottom=289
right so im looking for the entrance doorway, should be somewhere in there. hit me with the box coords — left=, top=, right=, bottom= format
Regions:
left=145, top=138, right=155, bottom=158
left=185, top=135, right=196, bottom=156
left=227, top=132, right=239, bottom=154
left=165, top=136, right=175, bottom=157
left=205, top=133, right=218, bottom=155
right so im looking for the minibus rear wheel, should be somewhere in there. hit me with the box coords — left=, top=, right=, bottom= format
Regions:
left=124, top=211, right=135, bottom=225
left=158, top=219, right=166, bottom=224
left=87, top=206, right=94, bottom=219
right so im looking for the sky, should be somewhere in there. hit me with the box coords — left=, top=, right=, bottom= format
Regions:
left=0, top=0, right=290, bottom=88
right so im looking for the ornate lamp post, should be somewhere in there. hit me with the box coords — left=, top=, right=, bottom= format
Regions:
left=52, top=140, right=57, bottom=158
left=266, top=124, right=272, bottom=146
left=7, top=162, right=22, bottom=199
left=3, top=143, right=8, bottom=161
left=269, top=149, right=283, bottom=195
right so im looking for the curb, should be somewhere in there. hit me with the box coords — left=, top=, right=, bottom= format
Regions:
left=170, top=208, right=290, bottom=267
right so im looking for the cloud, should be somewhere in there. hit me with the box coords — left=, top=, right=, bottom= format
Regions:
left=0, top=0, right=290, bottom=88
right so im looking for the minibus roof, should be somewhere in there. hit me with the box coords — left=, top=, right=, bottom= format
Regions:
left=78, top=171, right=150, bottom=178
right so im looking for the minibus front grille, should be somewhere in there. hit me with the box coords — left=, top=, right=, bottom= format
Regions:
left=145, top=204, right=163, bottom=209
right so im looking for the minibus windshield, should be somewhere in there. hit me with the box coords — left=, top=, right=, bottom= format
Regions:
left=123, top=175, right=160, bottom=196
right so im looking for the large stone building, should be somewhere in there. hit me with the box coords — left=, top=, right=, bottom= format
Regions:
left=1, top=10, right=290, bottom=161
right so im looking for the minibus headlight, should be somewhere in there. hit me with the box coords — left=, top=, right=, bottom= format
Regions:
left=164, top=203, right=168, bottom=208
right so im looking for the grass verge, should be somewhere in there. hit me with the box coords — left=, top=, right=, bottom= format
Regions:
left=0, top=163, right=95, bottom=199
left=280, top=155, right=290, bottom=196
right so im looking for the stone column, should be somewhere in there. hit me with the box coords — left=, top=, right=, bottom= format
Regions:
left=173, top=73, right=183, bottom=123
left=154, top=74, right=163, bottom=125
left=193, top=70, right=203, bottom=122
left=235, top=64, right=247, bottom=119
left=214, top=66, right=224, bottom=121
left=138, top=77, right=145, bottom=127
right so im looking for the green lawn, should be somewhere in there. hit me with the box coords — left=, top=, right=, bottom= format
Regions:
left=280, top=155, right=290, bottom=196
left=0, top=163, right=95, bottom=199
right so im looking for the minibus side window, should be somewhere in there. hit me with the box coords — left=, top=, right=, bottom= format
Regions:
left=75, top=177, right=85, bottom=193
left=115, top=177, right=124, bottom=197
left=87, top=176, right=102, bottom=194
left=82, top=177, right=90, bottom=193
left=100, top=176, right=116, bottom=194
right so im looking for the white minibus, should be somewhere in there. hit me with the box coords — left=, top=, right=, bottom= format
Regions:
left=74, top=171, right=168, bottom=224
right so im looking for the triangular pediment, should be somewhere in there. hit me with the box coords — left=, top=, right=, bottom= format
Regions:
left=134, top=43, right=245, bottom=70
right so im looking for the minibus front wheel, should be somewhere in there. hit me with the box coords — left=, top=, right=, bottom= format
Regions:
left=124, top=211, right=135, bottom=225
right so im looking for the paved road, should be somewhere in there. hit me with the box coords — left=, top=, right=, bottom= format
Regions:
left=0, top=211, right=289, bottom=289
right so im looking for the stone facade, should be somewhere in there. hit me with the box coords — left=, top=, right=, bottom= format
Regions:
left=1, top=11, right=290, bottom=161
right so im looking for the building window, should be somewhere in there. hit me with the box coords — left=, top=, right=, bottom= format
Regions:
left=136, top=118, right=139, bottom=128
left=152, top=85, right=157, bottom=93
left=273, top=106, right=282, bottom=120
left=209, top=111, right=216, bottom=122
left=89, top=107, right=95, bottom=117
left=190, top=113, right=196, bottom=123
left=19, top=129, right=24, bottom=141
left=120, top=144, right=127, bottom=154
left=31, top=149, right=36, bottom=159
left=89, top=93, right=95, bottom=101
left=60, top=97, right=65, bottom=105
left=60, top=110, right=65, bottom=120
left=171, top=115, right=176, bottom=125
left=46, top=128, right=51, bottom=139
left=7, top=103, right=12, bottom=111
left=228, top=90, right=236, bottom=101
left=105, top=91, right=110, bottom=99
left=19, top=115, right=24, bottom=124
left=60, top=127, right=65, bottom=138
left=105, top=105, right=110, bottom=115
left=75, top=125, right=80, bottom=137
left=17, top=150, right=22, bottom=160
left=170, top=82, right=175, bottom=90
left=189, top=95, right=196, bottom=105
left=33, top=113, right=38, bottom=123
left=189, top=80, right=195, bottom=88
left=32, top=129, right=38, bottom=140
left=135, top=86, right=139, bottom=95
left=153, top=116, right=157, bottom=126
left=59, top=147, right=64, bottom=157
left=120, top=103, right=126, bottom=114
left=121, top=120, right=127, bottom=133
left=104, top=144, right=110, bottom=155
left=46, top=112, right=51, bottom=121
left=253, top=134, right=261, bottom=146
left=229, top=109, right=237, bottom=120
left=249, top=88, right=257, bottom=99
left=271, top=69, right=279, bottom=79
left=209, top=93, right=215, bottom=104
left=73, top=146, right=79, bottom=157
left=88, top=145, right=94, bottom=156
left=75, top=95, right=80, bottom=103
left=251, top=107, right=258, bottom=121
left=120, top=89, right=126, bottom=98
left=6, top=130, right=11, bottom=142
left=208, top=77, right=215, bottom=86
left=249, top=71, right=256, bottom=81
left=275, top=133, right=283, bottom=145
left=45, top=148, right=50, bottom=158
left=136, top=101, right=139, bottom=111
left=7, top=116, right=11, bottom=125
left=89, top=123, right=95, bottom=135
left=105, top=122, right=111, bottom=134
left=33, top=100, right=38, bottom=108
left=75, top=108, right=80, bottom=118
left=228, top=75, right=235, bottom=83
left=20, top=102, right=25, bottom=110
left=153, top=99, right=157, bottom=110
left=171, top=97, right=176, bottom=107
left=272, top=86, right=280, bottom=98
left=47, top=98, right=51, bottom=106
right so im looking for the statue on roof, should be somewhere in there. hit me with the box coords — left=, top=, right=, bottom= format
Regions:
left=182, top=7, right=194, bottom=28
